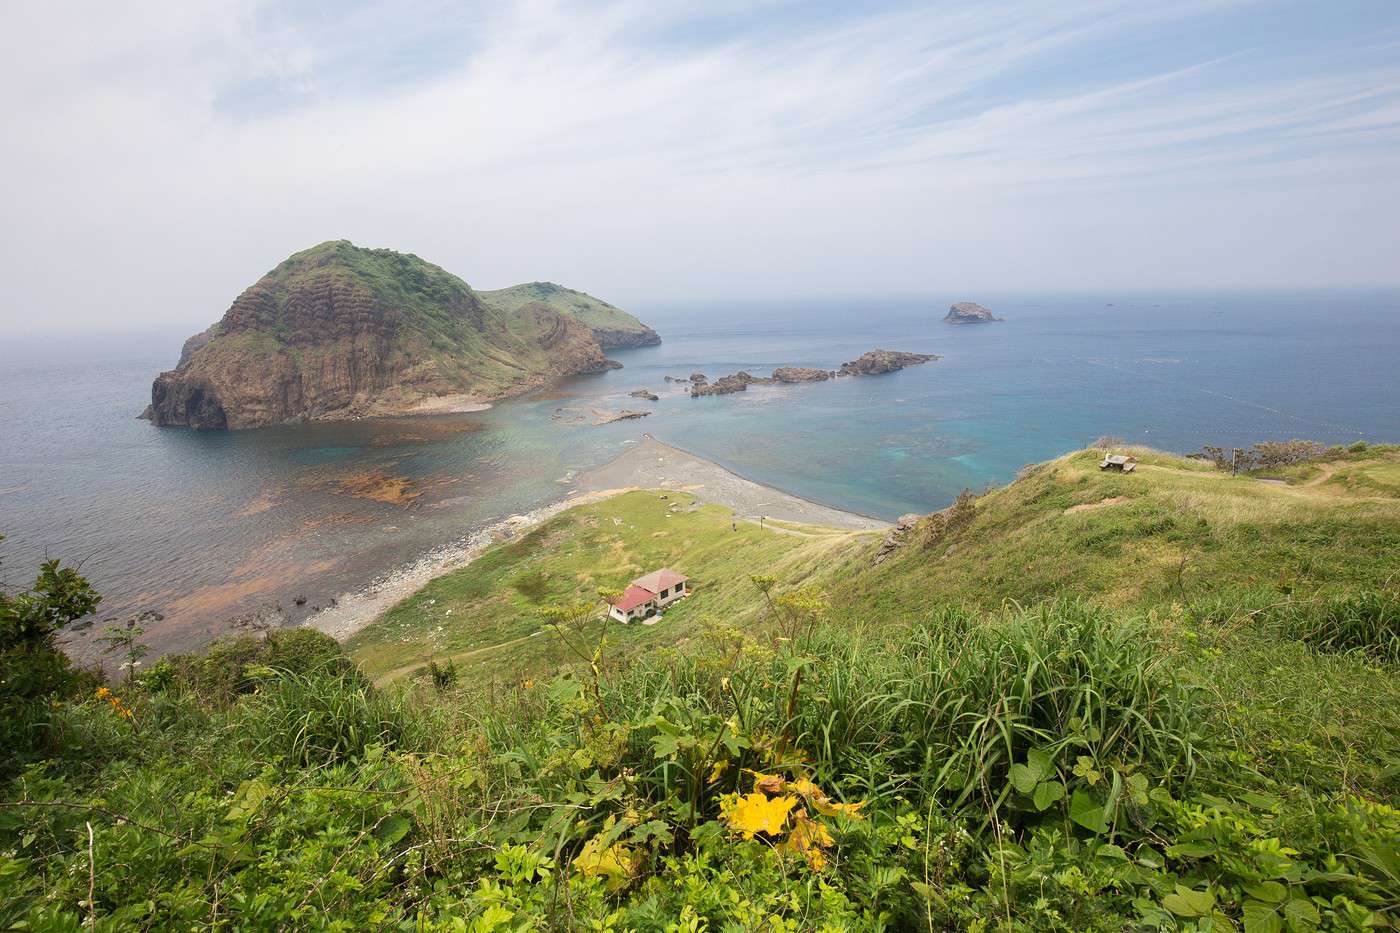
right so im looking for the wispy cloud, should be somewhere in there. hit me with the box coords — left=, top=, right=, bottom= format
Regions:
left=2, top=0, right=1398, bottom=333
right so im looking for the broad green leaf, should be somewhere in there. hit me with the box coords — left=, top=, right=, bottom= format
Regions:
left=1283, top=897, right=1320, bottom=929
left=1242, top=901, right=1282, bottom=933
left=1166, top=841, right=1216, bottom=858
left=1033, top=780, right=1065, bottom=811
left=1242, top=881, right=1287, bottom=904
left=1161, top=885, right=1215, bottom=918
left=1135, top=845, right=1165, bottom=869
left=1009, top=763, right=1038, bottom=795
left=1026, top=747, right=1054, bottom=782
left=374, top=815, right=411, bottom=847
left=1069, top=789, right=1109, bottom=833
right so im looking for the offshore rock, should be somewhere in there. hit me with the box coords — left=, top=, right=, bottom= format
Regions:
left=944, top=301, right=1003, bottom=324
left=838, top=349, right=939, bottom=376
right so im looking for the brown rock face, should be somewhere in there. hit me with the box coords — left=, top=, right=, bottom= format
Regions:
left=838, top=349, right=939, bottom=376
left=144, top=241, right=620, bottom=430
left=691, top=372, right=761, bottom=396
left=771, top=367, right=833, bottom=383
left=589, top=325, right=662, bottom=349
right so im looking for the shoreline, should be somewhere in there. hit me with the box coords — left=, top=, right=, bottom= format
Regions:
left=305, top=434, right=889, bottom=643
left=304, top=487, right=629, bottom=642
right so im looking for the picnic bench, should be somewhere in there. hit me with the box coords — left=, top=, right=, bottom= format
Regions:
left=1099, top=455, right=1137, bottom=473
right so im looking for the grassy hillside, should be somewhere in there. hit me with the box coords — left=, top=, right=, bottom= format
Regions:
left=5, top=444, right=1398, bottom=930
left=480, top=282, right=660, bottom=347
left=841, top=444, right=1400, bottom=616
left=348, top=444, right=1400, bottom=683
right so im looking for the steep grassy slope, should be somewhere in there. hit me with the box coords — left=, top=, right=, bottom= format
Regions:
left=839, top=445, right=1400, bottom=616
left=146, top=243, right=640, bottom=429
left=480, top=282, right=660, bottom=348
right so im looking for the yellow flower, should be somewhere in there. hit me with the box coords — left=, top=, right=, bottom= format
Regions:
left=708, top=759, right=730, bottom=784
left=721, top=792, right=797, bottom=839
left=95, top=687, right=112, bottom=700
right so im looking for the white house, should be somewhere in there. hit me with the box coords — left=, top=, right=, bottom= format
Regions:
left=607, top=568, right=689, bottom=623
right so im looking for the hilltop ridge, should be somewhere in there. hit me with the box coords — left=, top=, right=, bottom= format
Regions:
left=479, top=281, right=660, bottom=349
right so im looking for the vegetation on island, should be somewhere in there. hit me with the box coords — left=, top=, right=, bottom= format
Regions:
left=2, top=444, right=1399, bottom=930
left=479, top=282, right=660, bottom=348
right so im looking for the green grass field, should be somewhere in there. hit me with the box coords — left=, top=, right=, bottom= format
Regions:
left=347, top=491, right=875, bottom=682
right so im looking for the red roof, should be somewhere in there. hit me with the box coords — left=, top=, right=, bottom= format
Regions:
left=631, top=569, right=688, bottom=595
left=612, top=585, right=655, bottom=613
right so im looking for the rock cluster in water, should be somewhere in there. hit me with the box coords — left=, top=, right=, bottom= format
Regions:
left=689, top=350, right=935, bottom=397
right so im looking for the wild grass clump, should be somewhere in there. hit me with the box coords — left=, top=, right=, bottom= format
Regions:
left=237, top=670, right=428, bottom=767
left=1268, top=590, right=1400, bottom=664
left=789, top=602, right=1201, bottom=810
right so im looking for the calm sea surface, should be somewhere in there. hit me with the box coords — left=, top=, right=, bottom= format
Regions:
left=2, top=291, right=1397, bottom=658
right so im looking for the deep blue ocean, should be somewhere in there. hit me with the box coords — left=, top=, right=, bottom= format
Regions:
left=2, top=290, right=1397, bottom=657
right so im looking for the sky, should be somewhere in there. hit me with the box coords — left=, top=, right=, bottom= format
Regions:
left=1, top=0, right=1398, bottom=335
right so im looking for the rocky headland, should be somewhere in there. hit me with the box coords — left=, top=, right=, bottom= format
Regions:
left=143, top=242, right=658, bottom=430
left=944, top=301, right=1003, bottom=324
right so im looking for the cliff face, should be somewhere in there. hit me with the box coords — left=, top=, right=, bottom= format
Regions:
left=144, top=242, right=625, bottom=430
left=479, top=282, right=660, bottom=349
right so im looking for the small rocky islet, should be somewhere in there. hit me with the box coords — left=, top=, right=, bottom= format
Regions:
left=944, top=301, right=1003, bottom=324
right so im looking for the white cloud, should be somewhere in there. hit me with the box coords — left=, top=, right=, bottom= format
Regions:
left=1, top=0, right=1397, bottom=335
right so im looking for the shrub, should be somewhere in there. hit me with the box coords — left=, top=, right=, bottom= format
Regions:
left=150, top=628, right=350, bottom=706
left=0, top=542, right=102, bottom=778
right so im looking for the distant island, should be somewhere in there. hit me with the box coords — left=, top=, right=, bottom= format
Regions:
left=141, top=241, right=659, bottom=430
left=944, top=301, right=1003, bottom=324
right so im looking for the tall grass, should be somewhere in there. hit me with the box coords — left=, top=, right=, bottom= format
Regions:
left=1269, top=590, right=1400, bottom=664
left=592, top=601, right=1202, bottom=826
left=238, top=671, right=431, bottom=768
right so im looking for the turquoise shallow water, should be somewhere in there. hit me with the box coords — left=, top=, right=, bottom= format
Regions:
left=2, top=290, right=1397, bottom=657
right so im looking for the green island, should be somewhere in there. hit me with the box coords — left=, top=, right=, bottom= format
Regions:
left=4, top=442, right=1399, bottom=930
left=143, top=242, right=659, bottom=430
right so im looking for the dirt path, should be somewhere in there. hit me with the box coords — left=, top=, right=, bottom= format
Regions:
left=373, top=629, right=546, bottom=686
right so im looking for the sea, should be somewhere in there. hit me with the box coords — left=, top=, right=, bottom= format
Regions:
left=2, top=290, right=1397, bottom=659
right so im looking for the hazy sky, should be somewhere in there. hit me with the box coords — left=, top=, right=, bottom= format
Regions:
left=2, top=0, right=1398, bottom=335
